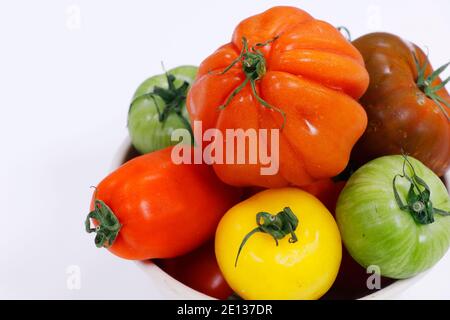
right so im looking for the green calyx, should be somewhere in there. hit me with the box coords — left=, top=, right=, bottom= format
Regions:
left=414, top=54, right=450, bottom=121
left=235, top=207, right=299, bottom=267
left=129, top=72, right=192, bottom=133
left=393, top=155, right=450, bottom=225
left=85, top=199, right=122, bottom=248
left=216, top=36, right=287, bottom=129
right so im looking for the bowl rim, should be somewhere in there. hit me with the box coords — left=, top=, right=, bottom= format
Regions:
left=111, top=137, right=450, bottom=300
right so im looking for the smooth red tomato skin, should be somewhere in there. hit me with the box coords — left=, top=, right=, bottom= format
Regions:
left=91, top=147, right=242, bottom=260
left=157, top=241, right=233, bottom=299
left=351, top=33, right=450, bottom=176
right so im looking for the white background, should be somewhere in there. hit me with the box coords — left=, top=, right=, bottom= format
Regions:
left=0, top=0, right=449, bottom=299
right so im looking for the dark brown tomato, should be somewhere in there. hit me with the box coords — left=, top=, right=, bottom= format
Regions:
left=351, top=32, right=450, bottom=176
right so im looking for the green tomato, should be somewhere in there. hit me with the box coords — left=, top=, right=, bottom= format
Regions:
left=128, top=65, right=198, bottom=154
left=336, top=155, right=450, bottom=279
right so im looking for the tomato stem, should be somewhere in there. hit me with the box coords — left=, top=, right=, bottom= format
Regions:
left=129, top=71, right=194, bottom=139
left=85, top=199, right=122, bottom=248
left=414, top=54, right=450, bottom=121
left=215, top=36, right=286, bottom=129
left=337, top=26, right=352, bottom=41
left=392, top=155, right=450, bottom=225
left=235, top=207, right=299, bottom=267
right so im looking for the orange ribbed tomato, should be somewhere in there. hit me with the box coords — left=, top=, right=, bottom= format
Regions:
left=187, top=6, right=369, bottom=188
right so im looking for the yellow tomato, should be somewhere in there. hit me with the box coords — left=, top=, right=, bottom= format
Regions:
left=215, top=188, right=342, bottom=300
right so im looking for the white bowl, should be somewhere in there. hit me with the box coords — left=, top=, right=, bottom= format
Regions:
left=111, top=137, right=450, bottom=300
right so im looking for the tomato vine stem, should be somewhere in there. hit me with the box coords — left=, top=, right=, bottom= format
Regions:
left=392, top=155, right=450, bottom=225
left=235, top=207, right=299, bottom=267
left=129, top=72, right=194, bottom=139
left=215, top=36, right=287, bottom=129
left=85, top=196, right=122, bottom=248
left=414, top=54, right=450, bottom=121
left=337, top=26, right=352, bottom=41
